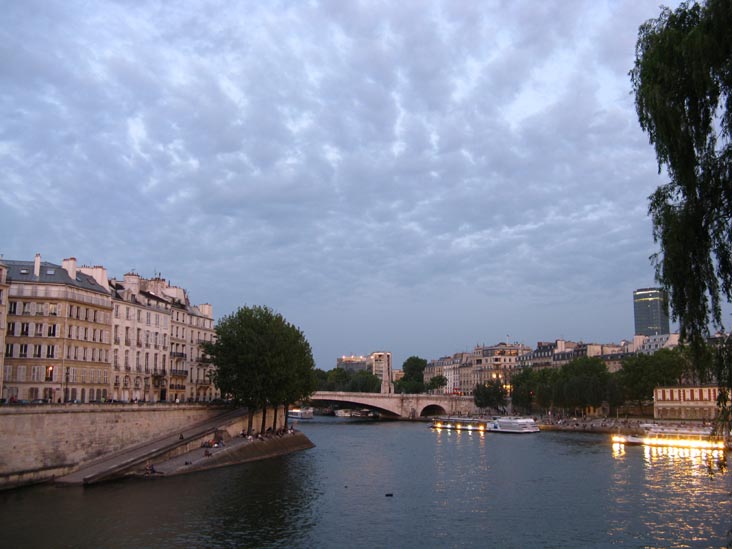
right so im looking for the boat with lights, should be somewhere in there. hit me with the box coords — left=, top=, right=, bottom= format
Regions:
left=430, top=416, right=540, bottom=433
left=288, top=407, right=314, bottom=420
left=611, top=423, right=728, bottom=451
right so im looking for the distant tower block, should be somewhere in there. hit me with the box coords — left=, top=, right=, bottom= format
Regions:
left=633, top=287, right=670, bottom=336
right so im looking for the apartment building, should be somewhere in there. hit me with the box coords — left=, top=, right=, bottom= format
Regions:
left=109, top=273, right=173, bottom=402
left=3, top=255, right=112, bottom=403
left=2, top=254, right=218, bottom=403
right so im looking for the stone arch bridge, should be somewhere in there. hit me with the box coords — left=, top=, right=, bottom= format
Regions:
left=309, top=391, right=477, bottom=419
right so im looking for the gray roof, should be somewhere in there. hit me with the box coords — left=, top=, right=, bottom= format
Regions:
left=4, top=259, right=109, bottom=295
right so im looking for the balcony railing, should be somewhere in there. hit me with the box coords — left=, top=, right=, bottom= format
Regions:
left=151, top=369, right=167, bottom=377
left=170, top=352, right=187, bottom=359
left=170, top=369, right=189, bottom=377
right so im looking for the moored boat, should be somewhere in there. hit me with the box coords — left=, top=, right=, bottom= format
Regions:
left=430, top=416, right=540, bottom=433
left=486, top=416, right=541, bottom=433
left=288, top=406, right=314, bottom=420
left=612, top=423, right=728, bottom=450
left=430, top=417, right=490, bottom=431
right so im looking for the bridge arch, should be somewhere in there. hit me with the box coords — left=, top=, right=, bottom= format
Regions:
left=419, top=404, right=447, bottom=417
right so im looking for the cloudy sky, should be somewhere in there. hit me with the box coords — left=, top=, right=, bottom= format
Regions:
left=2, top=0, right=685, bottom=370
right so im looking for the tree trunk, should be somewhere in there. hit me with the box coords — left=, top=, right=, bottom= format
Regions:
left=272, top=404, right=278, bottom=432
left=260, top=405, right=267, bottom=435
left=284, top=403, right=290, bottom=429
left=247, top=408, right=254, bottom=436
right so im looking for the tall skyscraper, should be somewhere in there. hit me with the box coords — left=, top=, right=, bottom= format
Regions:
left=633, top=287, right=670, bottom=336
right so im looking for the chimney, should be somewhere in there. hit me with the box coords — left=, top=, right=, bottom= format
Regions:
left=34, top=253, right=41, bottom=277
left=62, top=257, right=77, bottom=280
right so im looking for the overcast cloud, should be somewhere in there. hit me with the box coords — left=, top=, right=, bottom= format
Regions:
left=1, top=1, right=685, bottom=369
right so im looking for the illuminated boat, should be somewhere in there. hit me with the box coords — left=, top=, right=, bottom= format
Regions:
left=288, top=407, right=314, bottom=420
left=430, top=416, right=540, bottom=433
left=430, top=417, right=489, bottom=432
left=611, top=424, right=728, bottom=450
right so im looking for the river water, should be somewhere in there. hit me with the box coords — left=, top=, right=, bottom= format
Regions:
left=1, top=417, right=731, bottom=548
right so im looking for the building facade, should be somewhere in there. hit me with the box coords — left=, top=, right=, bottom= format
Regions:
left=654, top=385, right=722, bottom=420
left=370, top=351, right=393, bottom=394
left=337, top=355, right=371, bottom=373
left=3, top=256, right=112, bottom=403
left=0, top=261, right=8, bottom=400
left=633, top=287, right=670, bottom=336
left=2, top=254, right=218, bottom=403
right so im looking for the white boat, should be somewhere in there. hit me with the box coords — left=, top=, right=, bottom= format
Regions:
left=486, top=417, right=541, bottom=433
left=334, top=409, right=352, bottom=417
left=612, top=424, right=728, bottom=450
left=288, top=407, right=314, bottom=420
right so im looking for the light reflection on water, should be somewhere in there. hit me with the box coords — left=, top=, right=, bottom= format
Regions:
left=0, top=419, right=730, bottom=548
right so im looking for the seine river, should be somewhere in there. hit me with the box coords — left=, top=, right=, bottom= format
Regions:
left=1, top=417, right=731, bottom=548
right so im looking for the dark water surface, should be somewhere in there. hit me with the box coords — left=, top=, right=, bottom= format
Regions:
left=1, top=417, right=731, bottom=548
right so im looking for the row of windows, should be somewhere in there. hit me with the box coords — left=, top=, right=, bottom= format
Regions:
left=7, top=321, right=58, bottom=337
left=114, top=304, right=169, bottom=328
left=65, top=346, right=110, bottom=363
left=8, top=301, right=109, bottom=324
left=5, top=343, right=56, bottom=359
left=657, top=388, right=718, bottom=402
left=3, top=365, right=109, bottom=384
left=114, top=326, right=167, bottom=347
left=113, top=349, right=167, bottom=370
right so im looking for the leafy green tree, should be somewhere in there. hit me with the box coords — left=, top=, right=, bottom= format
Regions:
left=618, top=349, right=685, bottom=414
left=426, top=374, right=448, bottom=393
left=631, top=0, right=732, bottom=424
left=554, top=358, right=610, bottom=415
left=509, top=368, right=535, bottom=413
left=395, top=356, right=427, bottom=394
left=348, top=370, right=382, bottom=393
left=326, top=367, right=351, bottom=391
left=473, top=379, right=507, bottom=412
left=202, top=305, right=316, bottom=435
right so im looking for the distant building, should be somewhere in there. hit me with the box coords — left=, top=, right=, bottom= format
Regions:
left=337, top=355, right=370, bottom=373
left=633, top=287, right=670, bottom=336
left=654, top=385, right=722, bottom=420
left=370, top=351, right=393, bottom=394
left=635, top=333, right=680, bottom=355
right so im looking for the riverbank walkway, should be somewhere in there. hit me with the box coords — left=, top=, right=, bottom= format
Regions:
left=55, top=407, right=248, bottom=485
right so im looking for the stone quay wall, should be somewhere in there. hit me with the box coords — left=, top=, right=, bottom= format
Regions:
left=0, top=404, right=286, bottom=489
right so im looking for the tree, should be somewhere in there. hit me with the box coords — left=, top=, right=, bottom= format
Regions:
left=348, top=370, right=382, bottom=393
left=631, top=0, right=732, bottom=425
left=395, top=356, right=427, bottom=394
left=510, top=369, right=536, bottom=413
left=426, top=374, right=447, bottom=393
left=554, top=358, right=611, bottom=415
left=473, top=379, right=507, bottom=412
left=202, top=305, right=316, bottom=435
left=618, top=349, right=685, bottom=414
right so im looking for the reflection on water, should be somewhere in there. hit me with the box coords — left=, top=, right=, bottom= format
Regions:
left=609, top=440, right=732, bottom=548
left=1, top=419, right=731, bottom=548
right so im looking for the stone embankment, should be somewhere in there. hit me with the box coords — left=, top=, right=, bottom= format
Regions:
left=140, top=431, right=314, bottom=479
left=0, top=404, right=308, bottom=489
